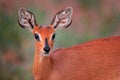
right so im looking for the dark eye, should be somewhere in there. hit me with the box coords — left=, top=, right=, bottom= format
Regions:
left=34, top=34, right=40, bottom=41
left=51, top=34, right=56, bottom=41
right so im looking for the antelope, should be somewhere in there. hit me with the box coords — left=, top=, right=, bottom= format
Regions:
left=18, top=7, right=120, bottom=80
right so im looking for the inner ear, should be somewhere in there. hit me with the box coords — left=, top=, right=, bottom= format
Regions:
left=18, top=8, right=37, bottom=31
left=50, top=7, right=73, bottom=29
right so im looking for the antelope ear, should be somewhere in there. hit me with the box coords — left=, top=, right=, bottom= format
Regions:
left=50, top=7, right=73, bottom=29
left=18, top=8, right=37, bottom=31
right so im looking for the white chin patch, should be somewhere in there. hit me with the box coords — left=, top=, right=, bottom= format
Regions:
left=40, top=51, right=50, bottom=56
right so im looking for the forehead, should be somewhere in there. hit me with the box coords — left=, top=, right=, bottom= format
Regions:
left=32, top=26, right=55, bottom=34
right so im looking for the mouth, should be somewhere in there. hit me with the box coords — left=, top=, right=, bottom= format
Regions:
left=41, top=50, right=50, bottom=56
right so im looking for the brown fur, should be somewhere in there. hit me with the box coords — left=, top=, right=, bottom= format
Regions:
left=33, top=36, right=120, bottom=80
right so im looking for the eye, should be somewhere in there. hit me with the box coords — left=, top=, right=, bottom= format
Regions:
left=51, top=33, right=56, bottom=41
left=34, top=33, right=40, bottom=41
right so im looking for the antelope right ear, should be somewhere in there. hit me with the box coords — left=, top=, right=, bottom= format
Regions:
left=18, top=8, right=37, bottom=31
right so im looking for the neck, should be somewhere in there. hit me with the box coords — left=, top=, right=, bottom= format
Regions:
left=33, top=50, right=52, bottom=80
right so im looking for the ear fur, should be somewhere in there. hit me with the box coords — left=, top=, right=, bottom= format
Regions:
left=18, top=8, right=37, bottom=31
left=51, top=7, right=73, bottom=29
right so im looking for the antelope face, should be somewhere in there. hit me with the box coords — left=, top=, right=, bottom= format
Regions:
left=32, top=26, right=55, bottom=56
left=18, top=7, right=73, bottom=56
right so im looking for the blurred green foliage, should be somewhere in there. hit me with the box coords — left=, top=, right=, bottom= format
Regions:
left=77, top=0, right=103, bottom=10
left=0, top=9, right=21, bottom=53
left=0, top=8, right=24, bottom=80
left=99, top=10, right=120, bottom=37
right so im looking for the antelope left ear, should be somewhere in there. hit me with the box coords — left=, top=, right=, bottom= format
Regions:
left=50, top=7, right=73, bottom=29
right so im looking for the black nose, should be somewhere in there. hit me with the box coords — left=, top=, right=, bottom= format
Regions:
left=44, top=47, right=50, bottom=53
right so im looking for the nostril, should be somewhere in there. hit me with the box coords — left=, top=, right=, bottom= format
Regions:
left=44, top=47, right=50, bottom=53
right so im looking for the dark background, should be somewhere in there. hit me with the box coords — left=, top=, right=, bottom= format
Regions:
left=0, top=0, right=120, bottom=80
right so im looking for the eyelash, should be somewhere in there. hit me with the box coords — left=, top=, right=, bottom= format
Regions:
left=34, top=33, right=40, bottom=41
